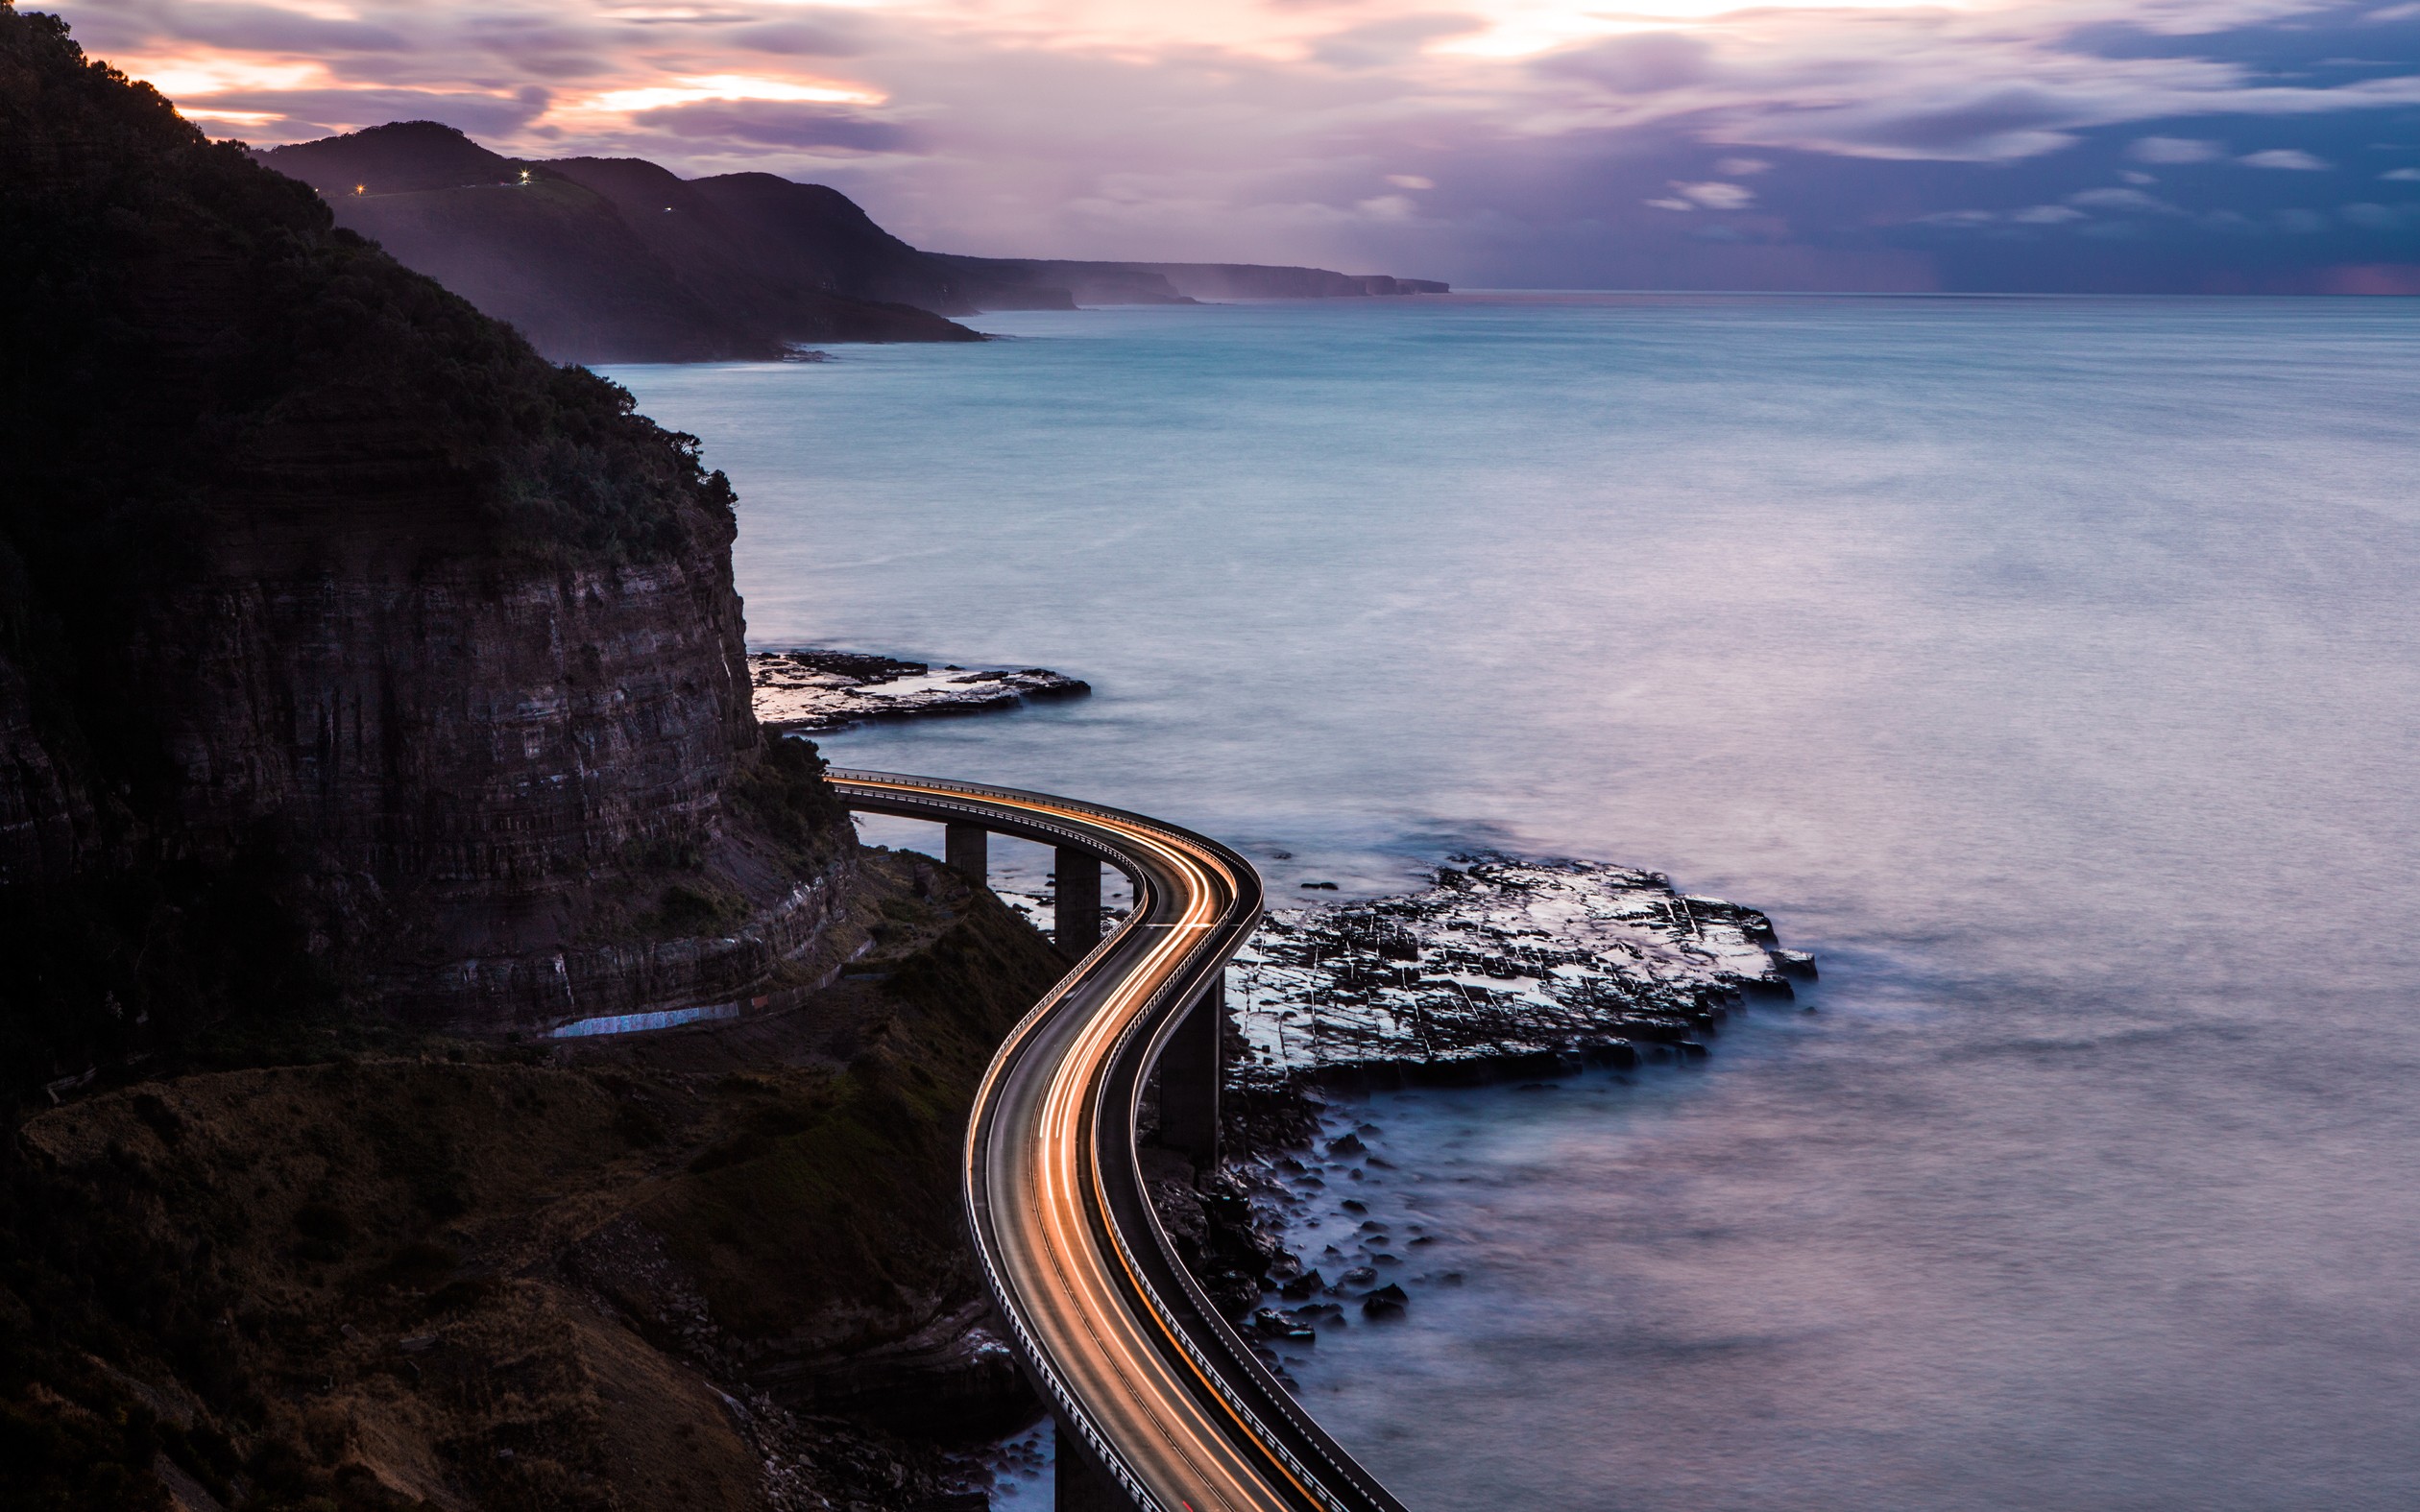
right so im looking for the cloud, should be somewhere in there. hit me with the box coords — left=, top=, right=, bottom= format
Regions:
left=1310, top=13, right=1487, bottom=70
left=2338, top=200, right=2414, bottom=227
left=2130, top=135, right=2226, bottom=162
left=1535, top=32, right=1714, bottom=95
left=48, top=0, right=2420, bottom=293
left=631, top=101, right=910, bottom=151
left=2239, top=147, right=2333, bottom=167
left=2384, top=166, right=2420, bottom=179
left=2069, top=185, right=2187, bottom=212
left=1670, top=180, right=1754, bottom=209
left=590, top=75, right=883, bottom=112
left=727, top=20, right=868, bottom=58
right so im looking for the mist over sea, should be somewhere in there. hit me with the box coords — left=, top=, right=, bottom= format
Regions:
left=607, top=293, right=2420, bottom=1510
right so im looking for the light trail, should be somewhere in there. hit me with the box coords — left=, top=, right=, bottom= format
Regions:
left=829, top=771, right=1408, bottom=1512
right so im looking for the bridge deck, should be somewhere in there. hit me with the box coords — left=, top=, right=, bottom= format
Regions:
left=829, top=771, right=1407, bottom=1512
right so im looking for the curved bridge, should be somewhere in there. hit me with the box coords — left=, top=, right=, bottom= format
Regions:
left=829, top=770, right=1408, bottom=1512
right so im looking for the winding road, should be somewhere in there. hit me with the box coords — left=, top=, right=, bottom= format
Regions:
left=829, top=771, right=1409, bottom=1512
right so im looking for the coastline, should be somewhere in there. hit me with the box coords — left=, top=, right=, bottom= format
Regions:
left=1125, top=854, right=1814, bottom=1382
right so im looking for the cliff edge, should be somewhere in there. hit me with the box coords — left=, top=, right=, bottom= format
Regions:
left=0, top=7, right=859, bottom=1084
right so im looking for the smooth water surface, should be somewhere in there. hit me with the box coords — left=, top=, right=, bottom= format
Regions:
left=608, top=294, right=2420, bottom=1509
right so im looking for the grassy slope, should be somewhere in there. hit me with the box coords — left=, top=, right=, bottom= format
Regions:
left=2, top=852, right=1066, bottom=1511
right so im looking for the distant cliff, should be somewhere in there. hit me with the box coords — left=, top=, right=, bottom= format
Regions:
left=0, top=12, right=859, bottom=1082
left=257, top=121, right=980, bottom=362
left=256, top=121, right=1448, bottom=364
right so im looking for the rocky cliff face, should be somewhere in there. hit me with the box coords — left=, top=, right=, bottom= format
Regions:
left=0, top=8, right=857, bottom=1082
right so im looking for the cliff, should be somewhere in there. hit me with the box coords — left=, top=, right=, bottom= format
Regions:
left=1, top=12, right=1087, bottom=1504
left=258, top=122, right=979, bottom=362
left=0, top=8, right=860, bottom=1084
left=253, top=122, right=1447, bottom=363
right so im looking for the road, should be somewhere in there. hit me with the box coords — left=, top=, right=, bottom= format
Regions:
left=828, top=771, right=1409, bottom=1512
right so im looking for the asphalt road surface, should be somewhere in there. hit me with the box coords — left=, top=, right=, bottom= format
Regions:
left=829, top=771, right=1408, bottom=1512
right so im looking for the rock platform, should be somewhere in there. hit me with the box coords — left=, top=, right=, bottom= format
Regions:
left=750, top=649, right=1089, bottom=733
left=1229, top=854, right=1811, bottom=1087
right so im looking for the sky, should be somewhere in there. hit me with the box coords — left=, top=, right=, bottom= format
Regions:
left=43, top=0, right=2420, bottom=291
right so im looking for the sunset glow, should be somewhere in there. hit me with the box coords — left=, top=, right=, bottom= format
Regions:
left=40, top=0, right=2420, bottom=291
left=586, top=75, right=887, bottom=114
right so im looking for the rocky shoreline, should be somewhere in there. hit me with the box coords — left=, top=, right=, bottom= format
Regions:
left=1144, top=855, right=1815, bottom=1385
left=750, top=650, right=1090, bottom=733
left=1233, top=854, right=1812, bottom=1087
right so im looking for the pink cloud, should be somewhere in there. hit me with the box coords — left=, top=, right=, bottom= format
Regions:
left=40, top=0, right=2420, bottom=286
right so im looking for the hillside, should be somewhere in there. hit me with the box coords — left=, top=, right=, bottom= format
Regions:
left=0, top=10, right=1075, bottom=1507
left=259, top=122, right=978, bottom=361
left=257, top=122, right=1447, bottom=363
left=0, top=10, right=877, bottom=1081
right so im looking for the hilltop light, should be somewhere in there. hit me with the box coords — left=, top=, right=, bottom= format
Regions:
left=353, top=183, right=363, bottom=195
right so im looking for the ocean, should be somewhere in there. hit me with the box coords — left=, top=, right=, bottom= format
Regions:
left=606, top=292, right=2420, bottom=1510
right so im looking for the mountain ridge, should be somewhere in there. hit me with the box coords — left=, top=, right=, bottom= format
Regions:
left=257, top=120, right=1447, bottom=363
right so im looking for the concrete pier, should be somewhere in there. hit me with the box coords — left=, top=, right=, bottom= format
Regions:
left=1157, top=972, right=1223, bottom=1168
left=1055, top=846, right=1103, bottom=954
left=945, top=821, right=988, bottom=883
left=1053, top=1414, right=1128, bottom=1510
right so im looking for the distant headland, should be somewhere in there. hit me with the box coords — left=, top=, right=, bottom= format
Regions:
left=255, top=121, right=1450, bottom=364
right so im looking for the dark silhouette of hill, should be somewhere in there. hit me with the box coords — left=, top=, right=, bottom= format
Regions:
left=261, top=121, right=978, bottom=361
left=257, top=121, right=1446, bottom=363
left=2, top=10, right=865, bottom=1079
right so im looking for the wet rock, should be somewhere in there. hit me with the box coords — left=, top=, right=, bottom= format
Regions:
left=750, top=649, right=1089, bottom=733
left=1230, top=854, right=1809, bottom=1085
left=1360, top=1284, right=1409, bottom=1319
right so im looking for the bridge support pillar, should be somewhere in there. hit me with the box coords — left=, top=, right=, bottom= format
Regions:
left=1053, top=1412, right=1129, bottom=1511
left=945, top=821, right=988, bottom=884
left=1055, top=847, right=1102, bottom=955
left=1158, top=972, right=1223, bottom=1169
